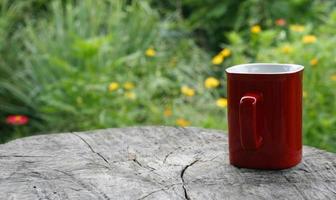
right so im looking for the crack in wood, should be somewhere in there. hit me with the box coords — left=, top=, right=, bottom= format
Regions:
left=0, top=155, right=51, bottom=158
left=71, top=133, right=110, bottom=166
left=127, top=146, right=156, bottom=171
left=180, top=160, right=199, bottom=200
left=163, top=151, right=174, bottom=164
left=54, top=169, right=110, bottom=200
left=126, top=148, right=169, bottom=188
left=162, top=147, right=182, bottom=164
left=198, top=154, right=223, bottom=163
left=132, top=158, right=144, bottom=168
left=137, top=183, right=180, bottom=200
left=283, top=174, right=309, bottom=200
left=131, top=157, right=166, bottom=182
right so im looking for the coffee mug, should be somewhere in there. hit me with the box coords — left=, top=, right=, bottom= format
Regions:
left=226, top=63, right=304, bottom=169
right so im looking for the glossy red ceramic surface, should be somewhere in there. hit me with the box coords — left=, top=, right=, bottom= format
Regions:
left=227, top=66, right=303, bottom=169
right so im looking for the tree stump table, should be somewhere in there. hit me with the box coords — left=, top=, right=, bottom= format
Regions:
left=0, top=126, right=335, bottom=199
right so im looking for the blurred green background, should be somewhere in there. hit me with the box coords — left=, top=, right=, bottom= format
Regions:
left=0, top=0, right=336, bottom=152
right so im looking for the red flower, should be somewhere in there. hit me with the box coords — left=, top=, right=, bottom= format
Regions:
left=275, top=18, right=286, bottom=26
left=6, top=115, right=29, bottom=125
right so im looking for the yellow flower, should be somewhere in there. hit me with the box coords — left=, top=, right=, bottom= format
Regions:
left=125, top=92, right=136, bottom=100
left=302, top=35, right=317, bottom=44
left=250, top=25, right=261, bottom=34
left=204, top=77, right=220, bottom=89
left=216, top=98, right=228, bottom=108
left=331, top=74, right=336, bottom=81
left=124, top=82, right=135, bottom=90
left=163, top=108, right=172, bottom=117
left=176, top=118, right=191, bottom=127
left=211, top=54, right=224, bottom=65
left=302, top=91, right=307, bottom=98
left=108, top=82, right=119, bottom=92
left=290, top=24, right=305, bottom=32
left=281, top=45, right=293, bottom=54
left=145, top=47, right=156, bottom=57
left=310, top=58, right=318, bottom=66
left=181, top=86, right=195, bottom=97
left=219, top=48, right=231, bottom=57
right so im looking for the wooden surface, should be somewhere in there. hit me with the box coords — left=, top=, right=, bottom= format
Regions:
left=0, top=126, right=335, bottom=200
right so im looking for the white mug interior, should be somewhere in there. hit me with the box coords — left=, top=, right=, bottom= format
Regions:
left=226, top=63, right=304, bottom=74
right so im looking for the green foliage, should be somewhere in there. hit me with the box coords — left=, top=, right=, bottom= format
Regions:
left=152, top=0, right=336, bottom=50
left=0, top=0, right=226, bottom=142
left=0, top=0, right=55, bottom=137
left=0, top=0, right=336, bottom=153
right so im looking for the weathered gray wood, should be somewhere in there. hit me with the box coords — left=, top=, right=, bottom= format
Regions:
left=0, top=126, right=335, bottom=200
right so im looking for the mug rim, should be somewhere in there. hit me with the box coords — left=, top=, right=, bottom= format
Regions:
left=226, top=63, right=304, bottom=75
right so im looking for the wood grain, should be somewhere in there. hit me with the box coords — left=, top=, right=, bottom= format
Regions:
left=0, top=126, right=335, bottom=199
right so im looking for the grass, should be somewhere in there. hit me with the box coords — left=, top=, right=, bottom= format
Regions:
left=0, top=0, right=226, bottom=142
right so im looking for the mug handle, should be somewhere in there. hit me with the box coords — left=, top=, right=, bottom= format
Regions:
left=239, top=93, right=263, bottom=150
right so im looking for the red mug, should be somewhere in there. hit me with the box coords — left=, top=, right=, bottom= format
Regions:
left=226, top=63, right=304, bottom=169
